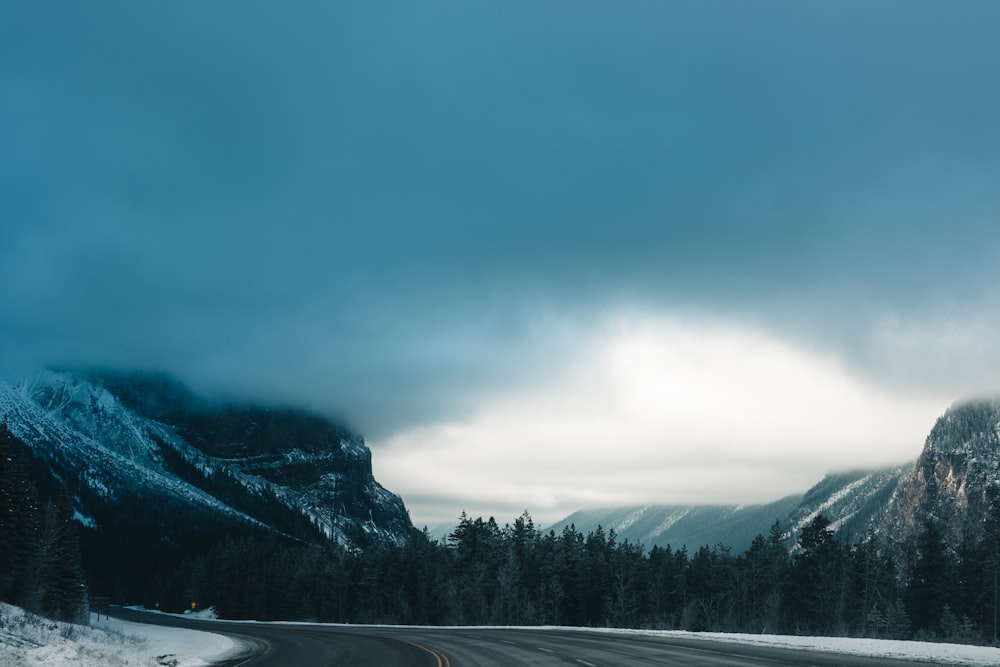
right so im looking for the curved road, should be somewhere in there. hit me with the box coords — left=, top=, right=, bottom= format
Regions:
left=113, top=608, right=939, bottom=666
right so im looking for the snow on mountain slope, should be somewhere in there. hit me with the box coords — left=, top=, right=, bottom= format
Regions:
left=784, top=464, right=912, bottom=546
left=0, top=374, right=255, bottom=523
left=549, top=495, right=803, bottom=553
left=0, top=370, right=414, bottom=549
left=548, top=466, right=911, bottom=553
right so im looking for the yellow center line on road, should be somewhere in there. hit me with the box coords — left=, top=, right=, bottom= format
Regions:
left=397, top=638, right=451, bottom=667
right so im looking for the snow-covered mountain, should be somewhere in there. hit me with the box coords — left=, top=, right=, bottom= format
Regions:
left=548, top=497, right=802, bottom=554
left=880, top=398, right=1000, bottom=550
left=550, top=398, right=1000, bottom=555
left=786, top=464, right=914, bottom=546
left=546, top=466, right=913, bottom=553
left=0, top=370, right=414, bottom=551
left=428, top=468, right=913, bottom=555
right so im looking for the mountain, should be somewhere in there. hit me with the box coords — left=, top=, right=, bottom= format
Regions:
left=880, top=398, right=1000, bottom=550
left=0, top=370, right=414, bottom=598
left=548, top=497, right=801, bottom=554
left=78, top=370, right=413, bottom=546
left=549, top=398, right=1000, bottom=556
left=546, top=465, right=912, bottom=553
left=784, top=464, right=914, bottom=546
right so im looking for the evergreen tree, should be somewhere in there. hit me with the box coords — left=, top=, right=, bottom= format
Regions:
left=0, top=422, right=87, bottom=621
left=972, top=494, right=1000, bottom=644
left=884, top=597, right=911, bottom=639
left=534, top=529, right=568, bottom=625
left=739, top=527, right=787, bottom=633
left=787, top=514, right=847, bottom=634
left=848, top=530, right=898, bottom=638
left=0, top=419, right=42, bottom=609
left=647, top=544, right=687, bottom=628
left=581, top=526, right=612, bottom=625
left=905, top=520, right=954, bottom=636
left=557, top=524, right=586, bottom=625
left=685, top=544, right=736, bottom=631
left=606, top=539, right=647, bottom=628
left=36, top=487, right=88, bottom=622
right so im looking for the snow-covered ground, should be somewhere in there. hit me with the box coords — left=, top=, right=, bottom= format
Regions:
left=579, top=627, right=1000, bottom=666
left=0, top=603, right=238, bottom=667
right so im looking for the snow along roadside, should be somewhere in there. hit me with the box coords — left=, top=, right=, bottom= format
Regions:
left=0, top=602, right=241, bottom=667
left=576, top=627, right=1000, bottom=666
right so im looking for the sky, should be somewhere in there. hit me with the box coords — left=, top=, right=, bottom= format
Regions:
left=2, top=2, right=1000, bottom=528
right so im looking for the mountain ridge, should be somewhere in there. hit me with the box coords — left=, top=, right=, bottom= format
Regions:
left=0, top=370, right=415, bottom=599
left=880, top=397, right=1000, bottom=551
left=545, top=465, right=916, bottom=553
left=548, top=398, right=1000, bottom=556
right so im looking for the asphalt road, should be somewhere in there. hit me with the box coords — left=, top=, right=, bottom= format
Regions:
left=113, top=608, right=941, bottom=666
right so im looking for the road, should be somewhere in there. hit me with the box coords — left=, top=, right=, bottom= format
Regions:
left=113, top=608, right=939, bottom=666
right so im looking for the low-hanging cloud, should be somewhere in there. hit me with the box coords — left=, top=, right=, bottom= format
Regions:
left=374, top=315, right=949, bottom=526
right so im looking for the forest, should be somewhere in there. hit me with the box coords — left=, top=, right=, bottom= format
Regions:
left=159, top=508, right=1000, bottom=646
left=0, top=420, right=88, bottom=623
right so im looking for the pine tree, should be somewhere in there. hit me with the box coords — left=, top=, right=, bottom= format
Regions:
left=686, top=544, right=736, bottom=631
left=905, top=520, right=954, bottom=636
left=741, top=527, right=787, bottom=633
left=0, top=419, right=42, bottom=608
left=975, top=494, right=1000, bottom=645
left=37, top=487, right=88, bottom=622
left=885, top=597, right=911, bottom=639
left=0, top=417, right=18, bottom=599
left=849, top=530, right=898, bottom=637
left=787, top=514, right=846, bottom=634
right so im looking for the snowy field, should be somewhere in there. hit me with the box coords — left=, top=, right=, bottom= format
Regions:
left=0, top=603, right=238, bottom=667
left=4, top=601, right=1000, bottom=666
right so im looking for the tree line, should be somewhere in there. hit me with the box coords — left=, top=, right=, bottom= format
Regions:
left=0, top=420, right=88, bottom=622
left=158, top=508, right=1000, bottom=645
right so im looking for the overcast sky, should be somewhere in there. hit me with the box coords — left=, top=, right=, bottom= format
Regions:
left=3, top=3, right=1000, bottom=527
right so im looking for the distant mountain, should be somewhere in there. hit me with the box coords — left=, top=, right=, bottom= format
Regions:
left=548, top=497, right=800, bottom=554
left=549, top=399, right=1000, bottom=556
left=547, top=466, right=912, bottom=554
left=0, top=370, right=414, bottom=598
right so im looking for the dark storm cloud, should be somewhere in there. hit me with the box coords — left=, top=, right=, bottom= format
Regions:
left=3, top=2, right=1000, bottom=435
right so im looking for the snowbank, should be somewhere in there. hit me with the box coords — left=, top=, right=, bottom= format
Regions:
left=577, top=627, right=1000, bottom=666
left=0, top=603, right=238, bottom=667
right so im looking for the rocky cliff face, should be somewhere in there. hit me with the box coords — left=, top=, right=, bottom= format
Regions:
left=881, top=398, right=1000, bottom=549
left=0, top=370, right=414, bottom=549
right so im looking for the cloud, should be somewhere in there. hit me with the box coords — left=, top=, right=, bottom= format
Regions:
left=865, top=303, right=1000, bottom=400
left=374, top=315, right=948, bottom=526
left=2, top=3, right=1000, bottom=524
